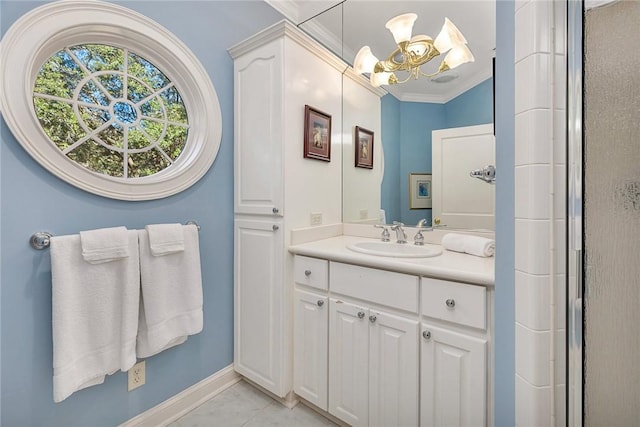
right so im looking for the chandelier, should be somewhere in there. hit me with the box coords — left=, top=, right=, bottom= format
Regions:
left=353, top=13, right=474, bottom=87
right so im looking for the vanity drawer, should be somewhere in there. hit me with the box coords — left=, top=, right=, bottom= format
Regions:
left=294, top=256, right=329, bottom=290
left=330, top=262, right=419, bottom=313
left=421, top=278, right=486, bottom=330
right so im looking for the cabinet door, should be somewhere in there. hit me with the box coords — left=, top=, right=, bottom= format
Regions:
left=329, top=299, right=369, bottom=426
left=294, top=289, right=328, bottom=410
left=234, top=39, right=284, bottom=216
left=421, top=323, right=487, bottom=427
left=234, top=219, right=285, bottom=396
left=369, top=310, right=419, bottom=427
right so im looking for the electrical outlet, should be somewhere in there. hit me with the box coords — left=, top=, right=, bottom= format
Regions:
left=310, top=212, right=323, bottom=225
left=360, top=209, right=368, bottom=220
left=128, top=361, right=145, bottom=391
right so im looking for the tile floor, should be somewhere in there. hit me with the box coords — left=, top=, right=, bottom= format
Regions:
left=168, top=380, right=337, bottom=427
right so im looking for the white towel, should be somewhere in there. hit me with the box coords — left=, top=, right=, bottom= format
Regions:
left=50, top=231, right=139, bottom=403
left=441, top=233, right=495, bottom=257
left=79, top=226, right=129, bottom=264
left=145, top=223, right=185, bottom=256
left=137, top=224, right=203, bottom=358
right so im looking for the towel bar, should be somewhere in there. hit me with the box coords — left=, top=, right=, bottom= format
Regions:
left=30, top=221, right=202, bottom=250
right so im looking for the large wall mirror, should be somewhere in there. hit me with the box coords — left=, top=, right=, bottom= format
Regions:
left=294, top=0, right=496, bottom=230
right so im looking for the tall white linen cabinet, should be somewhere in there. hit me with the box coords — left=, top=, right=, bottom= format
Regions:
left=229, top=21, right=346, bottom=398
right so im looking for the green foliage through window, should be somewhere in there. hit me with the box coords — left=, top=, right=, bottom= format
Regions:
left=33, top=44, right=189, bottom=178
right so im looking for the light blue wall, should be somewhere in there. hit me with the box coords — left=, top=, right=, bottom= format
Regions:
left=494, top=0, right=515, bottom=425
left=0, top=2, right=283, bottom=426
left=380, top=78, right=493, bottom=226
left=380, top=94, right=402, bottom=224
left=445, top=78, right=494, bottom=129
left=399, top=101, right=445, bottom=226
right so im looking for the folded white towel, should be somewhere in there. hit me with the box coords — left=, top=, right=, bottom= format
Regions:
left=50, top=231, right=139, bottom=403
left=79, top=226, right=129, bottom=264
left=145, top=223, right=185, bottom=256
left=137, top=224, right=203, bottom=358
left=441, top=233, right=495, bottom=257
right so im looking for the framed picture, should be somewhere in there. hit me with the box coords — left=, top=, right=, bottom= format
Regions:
left=303, top=105, right=331, bottom=162
left=409, top=173, right=432, bottom=209
left=354, top=126, right=374, bottom=169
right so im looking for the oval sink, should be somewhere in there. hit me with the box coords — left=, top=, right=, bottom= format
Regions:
left=347, top=241, right=442, bottom=258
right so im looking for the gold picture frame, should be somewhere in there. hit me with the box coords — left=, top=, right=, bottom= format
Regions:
left=409, top=173, right=432, bottom=209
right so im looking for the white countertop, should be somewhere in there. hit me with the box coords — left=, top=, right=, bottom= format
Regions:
left=288, top=235, right=495, bottom=287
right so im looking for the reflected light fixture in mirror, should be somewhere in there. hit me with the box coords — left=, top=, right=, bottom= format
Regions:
left=353, top=13, right=474, bottom=87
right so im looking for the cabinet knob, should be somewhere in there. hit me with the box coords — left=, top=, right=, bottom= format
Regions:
left=445, top=298, right=456, bottom=309
left=272, top=207, right=279, bottom=214
left=304, top=270, right=312, bottom=277
left=357, top=311, right=365, bottom=319
left=423, top=330, right=431, bottom=340
left=317, top=300, right=324, bottom=307
left=369, top=315, right=377, bottom=323
left=272, top=225, right=279, bottom=231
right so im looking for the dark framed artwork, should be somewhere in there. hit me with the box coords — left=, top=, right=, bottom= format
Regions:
left=303, top=105, right=331, bottom=162
left=354, top=126, right=374, bottom=169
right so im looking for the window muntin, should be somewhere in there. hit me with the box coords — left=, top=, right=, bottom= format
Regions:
left=33, top=44, right=189, bottom=179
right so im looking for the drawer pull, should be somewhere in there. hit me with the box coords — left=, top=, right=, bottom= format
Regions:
left=445, top=298, right=456, bottom=309
left=369, top=315, right=377, bottom=323
left=272, top=225, right=279, bottom=231
left=317, top=300, right=324, bottom=307
left=357, top=311, right=365, bottom=319
left=272, top=207, right=279, bottom=214
left=423, top=330, right=431, bottom=340
left=304, top=270, right=312, bottom=277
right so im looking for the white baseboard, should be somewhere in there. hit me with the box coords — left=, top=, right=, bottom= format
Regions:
left=119, top=365, right=241, bottom=427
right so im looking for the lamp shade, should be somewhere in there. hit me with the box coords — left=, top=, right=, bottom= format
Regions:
left=434, top=17, right=468, bottom=53
left=370, top=71, right=393, bottom=87
left=385, top=13, right=417, bottom=45
left=443, top=43, right=475, bottom=69
left=354, top=46, right=379, bottom=74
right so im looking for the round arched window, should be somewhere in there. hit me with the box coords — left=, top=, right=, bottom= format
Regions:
left=0, top=1, right=221, bottom=200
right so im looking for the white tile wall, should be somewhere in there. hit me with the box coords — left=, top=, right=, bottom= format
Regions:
left=515, top=54, right=552, bottom=113
left=514, top=0, right=566, bottom=426
left=515, top=164, right=552, bottom=219
left=515, top=219, right=551, bottom=275
left=516, top=323, right=551, bottom=386
left=515, top=271, right=550, bottom=330
left=515, top=109, right=553, bottom=166
left=516, top=374, right=551, bottom=426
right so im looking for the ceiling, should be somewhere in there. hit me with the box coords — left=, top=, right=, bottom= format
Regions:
left=264, top=0, right=495, bottom=103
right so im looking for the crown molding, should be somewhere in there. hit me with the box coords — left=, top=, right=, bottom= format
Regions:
left=263, top=0, right=299, bottom=22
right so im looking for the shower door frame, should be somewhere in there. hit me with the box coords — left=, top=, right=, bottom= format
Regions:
left=566, top=0, right=583, bottom=426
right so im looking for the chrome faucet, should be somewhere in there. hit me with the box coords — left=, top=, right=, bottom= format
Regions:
left=414, top=219, right=428, bottom=245
left=414, top=218, right=446, bottom=245
left=373, top=224, right=390, bottom=242
left=390, top=221, right=407, bottom=244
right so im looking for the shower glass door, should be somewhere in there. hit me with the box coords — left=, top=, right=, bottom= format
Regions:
left=577, top=1, right=640, bottom=425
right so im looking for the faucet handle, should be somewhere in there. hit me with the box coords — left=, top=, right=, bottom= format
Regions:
left=373, top=224, right=391, bottom=242
left=416, top=218, right=428, bottom=229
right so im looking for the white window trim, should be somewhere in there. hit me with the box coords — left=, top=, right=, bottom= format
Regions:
left=0, top=0, right=222, bottom=200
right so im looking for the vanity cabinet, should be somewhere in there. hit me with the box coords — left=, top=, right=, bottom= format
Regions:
left=294, top=288, right=328, bottom=410
left=328, top=263, right=420, bottom=427
left=329, top=299, right=419, bottom=427
left=420, top=277, right=490, bottom=427
left=291, top=254, right=493, bottom=427
left=420, top=324, right=486, bottom=427
left=293, top=255, right=330, bottom=410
